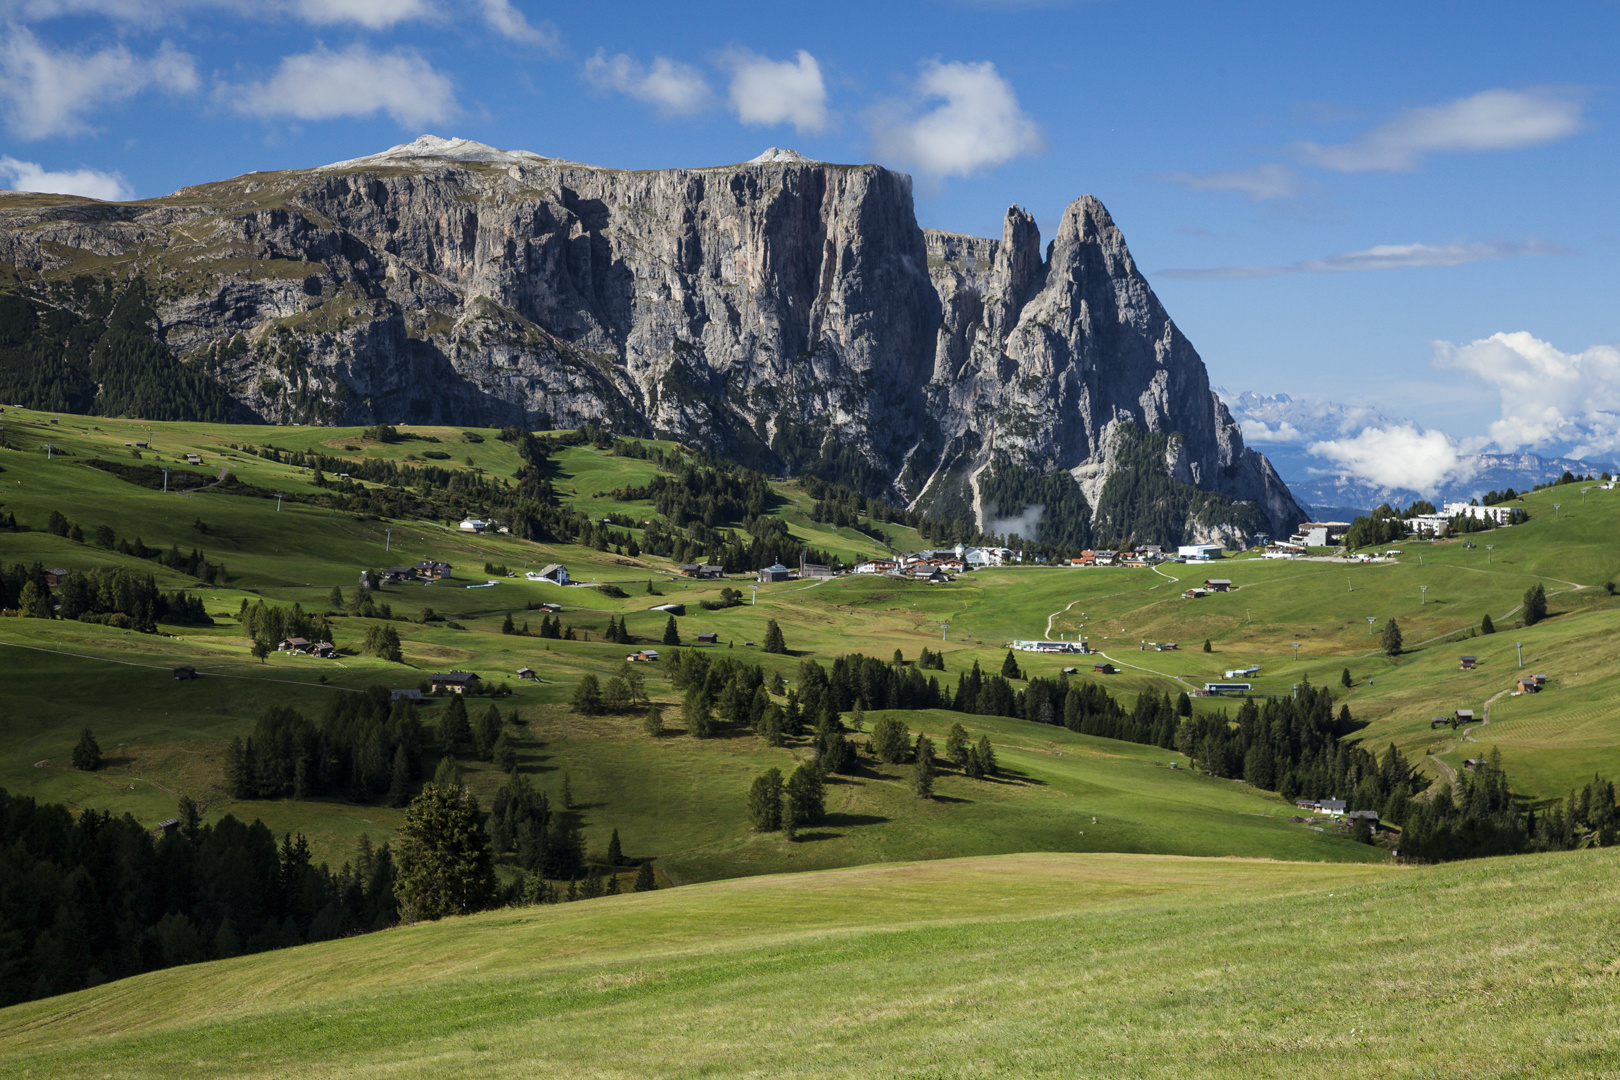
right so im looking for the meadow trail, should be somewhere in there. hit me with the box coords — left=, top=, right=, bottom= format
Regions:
left=179, top=466, right=230, bottom=497
left=0, top=641, right=363, bottom=693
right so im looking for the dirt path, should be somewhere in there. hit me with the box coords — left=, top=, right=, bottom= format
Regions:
left=1094, top=651, right=1201, bottom=691
left=1427, top=687, right=1514, bottom=789
left=180, top=465, right=230, bottom=496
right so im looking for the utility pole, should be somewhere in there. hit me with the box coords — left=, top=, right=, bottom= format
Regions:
left=385, top=527, right=393, bottom=552
left=941, top=622, right=950, bottom=641
left=1292, top=640, right=1301, bottom=662
left=1365, top=616, right=1376, bottom=636
left=1554, top=503, right=1562, bottom=520
left=1420, top=585, right=1428, bottom=605
left=162, top=468, right=169, bottom=494
left=275, top=493, right=284, bottom=512
left=1516, top=641, right=1523, bottom=668
left=1485, top=544, right=1494, bottom=564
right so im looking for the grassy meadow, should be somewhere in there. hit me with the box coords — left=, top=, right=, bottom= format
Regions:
left=1, top=846, right=1616, bottom=1078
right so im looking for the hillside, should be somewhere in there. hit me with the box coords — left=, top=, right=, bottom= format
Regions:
left=0, top=136, right=1302, bottom=543
left=1, top=848, right=1616, bottom=1077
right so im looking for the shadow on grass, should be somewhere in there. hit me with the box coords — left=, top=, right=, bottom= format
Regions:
left=928, top=794, right=972, bottom=805
left=790, top=831, right=842, bottom=843
left=820, top=812, right=889, bottom=828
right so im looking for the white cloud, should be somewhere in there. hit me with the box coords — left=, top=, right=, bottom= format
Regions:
left=870, top=59, right=1043, bottom=179
left=1434, top=332, right=1620, bottom=459
left=477, top=0, right=556, bottom=47
left=0, top=155, right=131, bottom=199
left=1160, top=238, right=1566, bottom=280
left=290, top=0, right=432, bottom=28
left=1158, top=163, right=1304, bottom=201
left=1238, top=419, right=1308, bottom=444
left=1308, top=424, right=1479, bottom=495
left=723, top=49, right=827, bottom=134
left=581, top=49, right=712, bottom=117
left=227, top=45, right=455, bottom=127
left=1296, top=88, right=1582, bottom=173
left=0, top=24, right=197, bottom=137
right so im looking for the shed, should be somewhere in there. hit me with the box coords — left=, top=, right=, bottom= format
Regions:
left=154, top=818, right=180, bottom=837
left=43, top=568, right=69, bottom=586
left=516, top=667, right=537, bottom=680
left=430, top=671, right=479, bottom=693
left=1430, top=716, right=1452, bottom=729
left=696, top=632, right=719, bottom=644
left=1459, top=655, right=1478, bottom=670
left=1455, top=709, right=1475, bottom=723
left=1516, top=678, right=1539, bottom=694
left=1204, top=579, right=1233, bottom=592
left=390, top=689, right=423, bottom=702
left=1093, top=663, right=1116, bottom=674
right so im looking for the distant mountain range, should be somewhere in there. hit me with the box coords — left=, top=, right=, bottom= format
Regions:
left=1218, top=390, right=1615, bottom=519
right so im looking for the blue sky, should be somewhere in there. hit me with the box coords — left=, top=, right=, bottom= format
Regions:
left=3, top=1, right=1618, bottom=488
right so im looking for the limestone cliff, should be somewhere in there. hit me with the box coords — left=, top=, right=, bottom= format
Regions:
left=0, top=135, right=1304, bottom=543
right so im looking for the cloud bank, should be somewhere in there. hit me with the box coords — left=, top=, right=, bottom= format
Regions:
left=1435, top=332, right=1620, bottom=459
left=582, top=50, right=713, bottom=117
left=1308, top=424, right=1479, bottom=494
left=1160, top=238, right=1566, bottom=280
left=227, top=44, right=455, bottom=126
left=0, top=154, right=131, bottom=199
left=1158, top=163, right=1304, bottom=202
left=0, top=25, right=197, bottom=137
left=1296, top=88, right=1583, bottom=173
left=870, top=59, right=1042, bottom=178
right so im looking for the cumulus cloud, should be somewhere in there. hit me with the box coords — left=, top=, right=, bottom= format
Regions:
left=1308, top=424, right=1479, bottom=495
left=227, top=45, right=455, bottom=127
left=289, top=0, right=433, bottom=28
left=0, top=155, right=131, bottom=199
left=582, top=49, right=713, bottom=117
left=1158, top=163, right=1304, bottom=202
left=870, top=59, right=1043, bottom=179
left=724, top=49, right=827, bottom=134
left=477, top=0, right=556, bottom=47
left=1434, top=332, right=1620, bottom=458
left=1295, top=88, right=1583, bottom=173
left=0, top=24, right=197, bottom=137
left=1160, top=238, right=1566, bottom=280
left=1237, top=419, right=1308, bottom=444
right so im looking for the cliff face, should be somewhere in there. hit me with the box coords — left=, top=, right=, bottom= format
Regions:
left=0, top=136, right=1303, bottom=542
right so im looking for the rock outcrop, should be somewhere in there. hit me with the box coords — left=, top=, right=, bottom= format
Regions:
left=0, top=135, right=1304, bottom=543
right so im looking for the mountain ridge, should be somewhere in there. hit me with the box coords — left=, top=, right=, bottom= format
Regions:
left=0, top=137, right=1304, bottom=545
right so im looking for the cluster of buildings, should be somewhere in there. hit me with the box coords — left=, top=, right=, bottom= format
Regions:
left=380, top=560, right=454, bottom=584
left=1294, top=798, right=1380, bottom=825
left=277, top=636, right=336, bottom=658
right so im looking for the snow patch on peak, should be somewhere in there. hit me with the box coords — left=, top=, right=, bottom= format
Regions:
left=318, top=135, right=565, bottom=172
left=749, top=147, right=815, bottom=164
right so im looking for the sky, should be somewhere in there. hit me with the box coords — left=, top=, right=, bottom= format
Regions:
left=2, top=0, right=1618, bottom=491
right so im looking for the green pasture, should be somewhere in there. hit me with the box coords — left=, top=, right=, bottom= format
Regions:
left=2, top=847, right=1617, bottom=1078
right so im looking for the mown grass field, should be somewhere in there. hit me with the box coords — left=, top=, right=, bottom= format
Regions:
left=1, top=846, right=1616, bottom=1078
left=4, top=404, right=1619, bottom=876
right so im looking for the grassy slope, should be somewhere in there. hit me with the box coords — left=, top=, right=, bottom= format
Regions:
left=1, top=847, right=1616, bottom=1078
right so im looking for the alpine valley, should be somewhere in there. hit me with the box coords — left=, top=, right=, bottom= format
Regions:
left=0, top=136, right=1303, bottom=548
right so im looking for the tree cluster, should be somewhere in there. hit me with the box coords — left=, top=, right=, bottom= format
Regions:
left=225, top=688, right=426, bottom=805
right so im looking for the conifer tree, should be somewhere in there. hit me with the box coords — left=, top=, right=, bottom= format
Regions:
left=634, top=860, right=657, bottom=891
left=663, top=615, right=681, bottom=646
left=869, top=715, right=909, bottom=764
left=683, top=684, right=714, bottom=738
left=604, top=871, right=620, bottom=895
left=763, top=618, right=787, bottom=654
left=1523, top=584, right=1547, bottom=626
left=492, top=731, right=517, bottom=774
left=441, top=694, right=472, bottom=752
left=849, top=700, right=865, bottom=732
left=1341, top=668, right=1353, bottom=689
left=945, top=722, right=970, bottom=768
left=912, top=733, right=936, bottom=799
left=607, top=827, right=624, bottom=866
left=572, top=674, right=604, bottom=715
left=1481, top=612, right=1496, bottom=634
left=328, top=586, right=343, bottom=609
left=643, top=702, right=664, bottom=737
left=396, top=784, right=496, bottom=920
left=501, top=612, right=515, bottom=635
left=1203, top=638, right=1212, bottom=653
left=974, top=734, right=997, bottom=777
left=1176, top=691, right=1193, bottom=717
left=474, top=705, right=502, bottom=760
left=786, top=763, right=824, bottom=825
left=747, top=768, right=784, bottom=831
left=432, top=756, right=461, bottom=788
left=1380, top=618, right=1404, bottom=657
left=386, top=745, right=411, bottom=807
left=1000, top=649, right=1022, bottom=679
left=71, top=727, right=101, bottom=771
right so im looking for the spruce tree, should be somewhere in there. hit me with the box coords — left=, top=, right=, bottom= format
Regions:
left=441, top=694, right=472, bottom=752
left=849, top=700, right=865, bottom=732
left=1176, top=691, right=1193, bottom=717
left=747, top=768, right=785, bottom=831
left=386, top=745, right=411, bottom=806
left=1000, top=649, right=1021, bottom=679
left=643, top=702, right=664, bottom=737
left=763, top=618, right=787, bottom=654
left=71, top=727, right=101, bottom=771
left=1481, top=612, right=1496, bottom=634
left=493, top=731, right=517, bottom=773
left=432, top=756, right=461, bottom=788
left=604, top=871, right=621, bottom=895
left=911, top=733, right=936, bottom=798
left=395, top=784, right=496, bottom=920
left=634, top=860, right=657, bottom=891
left=974, top=734, right=998, bottom=778
left=607, top=827, right=624, bottom=866
left=474, top=704, right=502, bottom=760
left=1341, top=668, right=1353, bottom=689
left=501, top=612, right=515, bottom=635
left=786, top=763, right=824, bottom=825
left=1203, top=638, right=1212, bottom=653
left=683, top=685, right=714, bottom=738
left=1523, top=584, right=1548, bottom=626
left=1380, top=618, right=1403, bottom=657
left=328, top=585, right=343, bottom=609
left=663, top=615, right=681, bottom=646
left=945, top=722, right=970, bottom=768
left=572, top=674, right=604, bottom=715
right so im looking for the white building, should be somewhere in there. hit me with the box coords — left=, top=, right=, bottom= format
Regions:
left=1442, top=502, right=1517, bottom=525
left=458, top=518, right=489, bottom=533
left=1177, top=543, right=1224, bottom=560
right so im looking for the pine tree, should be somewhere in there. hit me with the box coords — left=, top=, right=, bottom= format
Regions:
left=386, top=745, right=411, bottom=807
left=1000, top=649, right=1021, bottom=679
left=974, top=734, right=998, bottom=778
left=1176, top=691, right=1193, bottom=717
left=786, top=763, right=824, bottom=825
left=432, top=756, right=461, bottom=788
left=328, top=586, right=343, bottom=609
left=607, top=827, right=624, bottom=866
left=663, top=615, right=681, bottom=646
left=747, top=768, right=784, bottom=831
left=572, top=674, right=604, bottom=715
left=474, top=705, right=502, bottom=760
left=501, top=612, right=515, bottom=635
left=683, top=685, right=714, bottom=738
left=441, top=694, right=471, bottom=752
left=1481, top=612, right=1496, bottom=634
left=634, top=860, right=657, bottom=891
left=945, top=722, right=970, bottom=768
left=604, top=871, right=620, bottom=895
left=395, top=784, right=497, bottom=920
left=493, top=731, right=517, bottom=773
left=849, top=700, right=865, bottom=732
left=1380, top=618, right=1403, bottom=657
left=1523, top=584, right=1547, bottom=626
left=1202, top=638, right=1212, bottom=653
left=763, top=618, right=787, bottom=654
left=912, top=733, right=936, bottom=798
left=643, top=702, right=664, bottom=737
left=71, top=727, right=101, bottom=771
left=1341, top=668, right=1353, bottom=689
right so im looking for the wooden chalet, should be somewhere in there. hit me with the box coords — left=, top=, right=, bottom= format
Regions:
left=43, top=568, right=69, bottom=586
left=390, top=689, right=423, bottom=702
left=430, top=671, right=479, bottom=694
left=415, top=560, right=453, bottom=580
left=516, top=667, right=537, bottom=680
left=696, top=632, right=720, bottom=644
left=1459, top=655, right=1478, bottom=670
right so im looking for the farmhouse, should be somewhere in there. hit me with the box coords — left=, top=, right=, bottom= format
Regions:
left=43, top=568, right=68, bottom=586
left=516, top=667, right=537, bottom=680
left=383, top=566, right=417, bottom=583
left=1315, top=799, right=1347, bottom=817
left=696, top=632, right=719, bottom=644
left=415, top=560, right=453, bottom=580
left=458, top=518, right=488, bottom=533
left=277, top=637, right=311, bottom=653
left=430, top=671, right=479, bottom=693
left=758, top=562, right=792, bottom=583
left=625, top=649, right=660, bottom=662
left=1182, top=588, right=1208, bottom=599
left=309, top=641, right=336, bottom=658
left=853, top=558, right=899, bottom=575
left=1093, top=663, right=1116, bottom=674
left=1204, top=578, right=1233, bottom=592
left=1430, top=716, right=1452, bottom=729
left=677, top=563, right=725, bottom=579
left=1460, top=655, right=1478, bottom=670
left=1516, top=678, right=1539, bottom=694
left=532, top=564, right=569, bottom=585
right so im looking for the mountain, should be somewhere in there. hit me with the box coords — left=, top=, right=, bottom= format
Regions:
left=1220, top=390, right=1615, bottom=515
left=0, top=135, right=1303, bottom=544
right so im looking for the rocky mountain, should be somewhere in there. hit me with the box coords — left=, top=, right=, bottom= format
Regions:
left=0, top=135, right=1304, bottom=545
